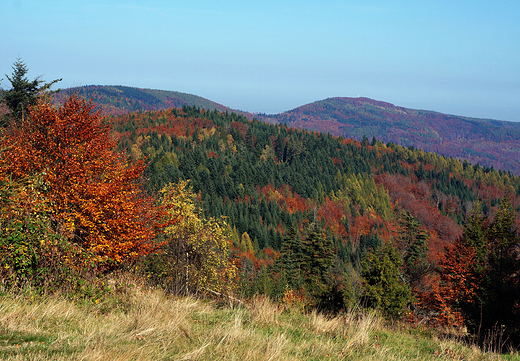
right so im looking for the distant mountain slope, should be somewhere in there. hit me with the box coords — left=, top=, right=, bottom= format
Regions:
left=56, top=87, right=520, bottom=174
left=55, top=85, right=243, bottom=116
left=257, top=97, right=520, bottom=175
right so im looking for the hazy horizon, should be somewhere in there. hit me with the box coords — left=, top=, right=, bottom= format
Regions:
left=2, top=0, right=519, bottom=122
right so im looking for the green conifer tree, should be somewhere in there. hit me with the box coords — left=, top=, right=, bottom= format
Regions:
left=301, top=224, right=335, bottom=302
left=276, top=226, right=303, bottom=289
left=480, top=197, right=520, bottom=340
left=1, top=58, right=61, bottom=123
left=361, top=242, right=413, bottom=319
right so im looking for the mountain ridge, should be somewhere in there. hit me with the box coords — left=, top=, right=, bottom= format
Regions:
left=258, top=97, right=520, bottom=175
left=56, top=86, right=520, bottom=174
left=55, top=85, right=248, bottom=117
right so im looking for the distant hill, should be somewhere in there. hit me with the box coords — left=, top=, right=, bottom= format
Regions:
left=55, top=85, right=246, bottom=117
left=257, top=97, right=520, bottom=175
left=56, top=87, right=520, bottom=174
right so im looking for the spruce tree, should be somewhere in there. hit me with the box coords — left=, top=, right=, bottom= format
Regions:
left=277, top=226, right=303, bottom=289
left=480, top=197, right=520, bottom=341
left=396, top=211, right=430, bottom=289
left=360, top=242, right=413, bottom=319
left=1, top=58, right=61, bottom=123
left=301, top=224, right=334, bottom=301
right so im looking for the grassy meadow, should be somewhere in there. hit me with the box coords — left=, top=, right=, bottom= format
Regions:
left=0, top=276, right=518, bottom=361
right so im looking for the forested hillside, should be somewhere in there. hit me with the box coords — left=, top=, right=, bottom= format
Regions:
left=258, top=97, right=520, bottom=174
left=56, top=86, right=520, bottom=175
left=112, top=105, right=520, bottom=252
left=109, top=105, right=520, bottom=340
left=55, top=85, right=233, bottom=116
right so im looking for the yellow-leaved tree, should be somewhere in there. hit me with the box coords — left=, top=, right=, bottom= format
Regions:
left=147, top=180, right=236, bottom=296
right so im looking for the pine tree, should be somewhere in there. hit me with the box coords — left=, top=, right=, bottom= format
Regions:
left=1, top=58, right=61, bottom=123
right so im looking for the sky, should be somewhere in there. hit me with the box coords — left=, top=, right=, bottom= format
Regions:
left=1, top=0, right=519, bottom=121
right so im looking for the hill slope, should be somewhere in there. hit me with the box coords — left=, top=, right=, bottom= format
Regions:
left=58, top=86, right=520, bottom=174
left=1, top=287, right=508, bottom=360
left=110, top=106, right=520, bottom=263
left=258, top=97, right=520, bottom=174
left=55, top=85, right=239, bottom=116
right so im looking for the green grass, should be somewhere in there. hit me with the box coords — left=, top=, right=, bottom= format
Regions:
left=0, top=279, right=518, bottom=360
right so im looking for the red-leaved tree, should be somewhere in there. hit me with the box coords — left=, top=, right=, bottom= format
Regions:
left=1, top=95, right=158, bottom=266
left=425, top=236, right=481, bottom=327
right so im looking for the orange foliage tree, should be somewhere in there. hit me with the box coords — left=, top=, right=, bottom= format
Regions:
left=1, top=96, right=158, bottom=266
left=423, top=236, right=480, bottom=327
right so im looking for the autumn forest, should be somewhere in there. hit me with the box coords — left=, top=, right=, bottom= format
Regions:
left=1, top=61, right=520, bottom=351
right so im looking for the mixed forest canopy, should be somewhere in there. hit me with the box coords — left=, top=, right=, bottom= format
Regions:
left=1, top=61, right=520, bottom=349
left=109, top=104, right=520, bottom=343
left=111, top=105, right=520, bottom=255
left=257, top=97, right=520, bottom=175
left=53, top=85, right=520, bottom=175
left=54, top=85, right=234, bottom=116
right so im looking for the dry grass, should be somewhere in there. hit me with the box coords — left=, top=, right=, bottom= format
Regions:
left=0, top=281, right=518, bottom=360
left=249, top=294, right=283, bottom=325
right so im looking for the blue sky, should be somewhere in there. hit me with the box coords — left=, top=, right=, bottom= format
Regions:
left=2, top=0, right=519, bottom=121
